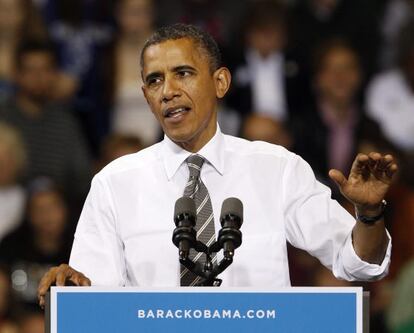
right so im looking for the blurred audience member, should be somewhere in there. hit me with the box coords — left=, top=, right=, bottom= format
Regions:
left=288, top=0, right=382, bottom=79
left=241, top=114, right=292, bottom=149
left=0, top=40, right=92, bottom=203
left=367, top=20, right=414, bottom=187
left=367, top=20, right=414, bottom=153
left=103, top=0, right=161, bottom=146
left=155, top=0, right=246, bottom=47
left=0, top=0, right=47, bottom=100
left=16, top=311, right=43, bottom=333
left=226, top=0, right=307, bottom=124
left=34, top=0, right=113, bottom=155
left=96, top=134, right=144, bottom=172
left=45, top=0, right=112, bottom=102
left=0, top=178, right=72, bottom=309
left=0, top=266, right=17, bottom=333
left=387, top=260, right=414, bottom=333
left=380, top=0, right=414, bottom=68
left=0, top=123, right=26, bottom=242
left=291, top=39, right=379, bottom=188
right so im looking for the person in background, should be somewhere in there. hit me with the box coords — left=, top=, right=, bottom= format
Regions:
left=225, top=0, right=308, bottom=129
left=379, top=0, right=414, bottom=68
left=0, top=266, right=17, bottom=333
left=291, top=39, right=380, bottom=192
left=0, top=41, right=92, bottom=204
left=155, top=0, right=246, bottom=48
left=366, top=20, right=414, bottom=186
left=0, top=178, right=72, bottom=310
left=288, top=0, right=383, bottom=80
left=0, top=0, right=47, bottom=100
left=31, top=0, right=114, bottom=156
left=0, top=123, right=26, bottom=242
left=102, top=0, right=161, bottom=146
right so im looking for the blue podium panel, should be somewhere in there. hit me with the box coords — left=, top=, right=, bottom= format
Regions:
left=50, top=287, right=362, bottom=333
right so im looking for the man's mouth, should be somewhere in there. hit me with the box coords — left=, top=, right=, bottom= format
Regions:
left=164, top=106, right=191, bottom=118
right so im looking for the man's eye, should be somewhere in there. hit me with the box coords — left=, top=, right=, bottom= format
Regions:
left=177, top=71, right=192, bottom=77
left=147, top=77, right=162, bottom=86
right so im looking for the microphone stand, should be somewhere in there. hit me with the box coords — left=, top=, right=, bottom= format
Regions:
left=179, top=240, right=236, bottom=287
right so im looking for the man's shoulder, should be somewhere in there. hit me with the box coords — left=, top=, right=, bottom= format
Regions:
left=223, top=134, right=296, bottom=160
left=94, top=142, right=162, bottom=180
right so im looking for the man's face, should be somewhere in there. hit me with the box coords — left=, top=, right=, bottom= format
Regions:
left=141, top=38, right=230, bottom=152
left=16, top=52, right=57, bottom=103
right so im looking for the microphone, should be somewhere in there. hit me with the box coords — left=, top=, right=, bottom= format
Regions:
left=172, top=197, right=197, bottom=259
left=218, top=198, right=243, bottom=259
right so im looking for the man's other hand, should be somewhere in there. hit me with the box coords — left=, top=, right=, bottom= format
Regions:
left=328, top=152, right=397, bottom=211
left=37, top=264, right=91, bottom=308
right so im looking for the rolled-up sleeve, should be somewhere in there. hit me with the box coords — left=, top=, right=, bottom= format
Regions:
left=337, top=229, right=391, bottom=281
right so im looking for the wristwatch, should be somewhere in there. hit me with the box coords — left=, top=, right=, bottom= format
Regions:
left=355, top=200, right=387, bottom=225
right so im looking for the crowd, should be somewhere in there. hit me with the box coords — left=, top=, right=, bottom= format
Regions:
left=0, top=0, right=413, bottom=332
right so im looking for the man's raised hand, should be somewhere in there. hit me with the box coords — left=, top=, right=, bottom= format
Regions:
left=329, top=152, right=397, bottom=212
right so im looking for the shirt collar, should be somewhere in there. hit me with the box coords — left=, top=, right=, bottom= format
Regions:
left=161, top=125, right=225, bottom=180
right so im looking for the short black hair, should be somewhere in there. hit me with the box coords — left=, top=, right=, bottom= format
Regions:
left=16, top=40, right=57, bottom=69
left=140, top=23, right=222, bottom=73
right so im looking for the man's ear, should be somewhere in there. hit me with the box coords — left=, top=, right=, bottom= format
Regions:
left=214, top=67, right=231, bottom=99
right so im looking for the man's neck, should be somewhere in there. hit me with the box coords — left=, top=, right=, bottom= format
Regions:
left=175, top=122, right=218, bottom=153
left=16, top=93, right=44, bottom=117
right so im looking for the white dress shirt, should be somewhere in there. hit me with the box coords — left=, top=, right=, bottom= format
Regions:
left=367, top=69, right=414, bottom=151
left=70, top=127, right=391, bottom=287
left=247, top=50, right=287, bottom=120
left=0, top=185, right=25, bottom=242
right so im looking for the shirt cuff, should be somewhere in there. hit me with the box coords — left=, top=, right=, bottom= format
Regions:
left=340, top=229, right=391, bottom=281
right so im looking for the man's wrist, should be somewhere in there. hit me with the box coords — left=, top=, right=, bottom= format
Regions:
left=355, top=200, right=387, bottom=224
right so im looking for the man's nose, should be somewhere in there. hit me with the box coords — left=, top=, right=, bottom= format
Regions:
left=161, top=77, right=180, bottom=102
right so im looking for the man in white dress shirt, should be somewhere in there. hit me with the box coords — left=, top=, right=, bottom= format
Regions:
left=38, top=24, right=397, bottom=307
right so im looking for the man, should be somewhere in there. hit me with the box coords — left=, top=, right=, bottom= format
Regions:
left=38, top=24, right=396, bottom=307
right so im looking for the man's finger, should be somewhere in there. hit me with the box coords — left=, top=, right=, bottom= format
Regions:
left=79, top=275, right=92, bottom=286
left=70, top=273, right=91, bottom=286
left=385, top=163, right=398, bottom=179
left=351, top=154, right=370, bottom=176
left=55, top=265, right=71, bottom=286
left=38, top=267, right=57, bottom=297
left=39, top=296, right=45, bottom=309
left=329, top=169, right=347, bottom=187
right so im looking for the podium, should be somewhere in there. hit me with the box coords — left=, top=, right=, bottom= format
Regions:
left=46, top=287, right=368, bottom=333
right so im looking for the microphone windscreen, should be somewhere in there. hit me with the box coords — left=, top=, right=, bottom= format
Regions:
left=220, top=197, right=243, bottom=223
left=174, top=196, right=196, bottom=217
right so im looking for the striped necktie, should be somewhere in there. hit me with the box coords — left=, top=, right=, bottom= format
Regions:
left=180, top=154, right=216, bottom=286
